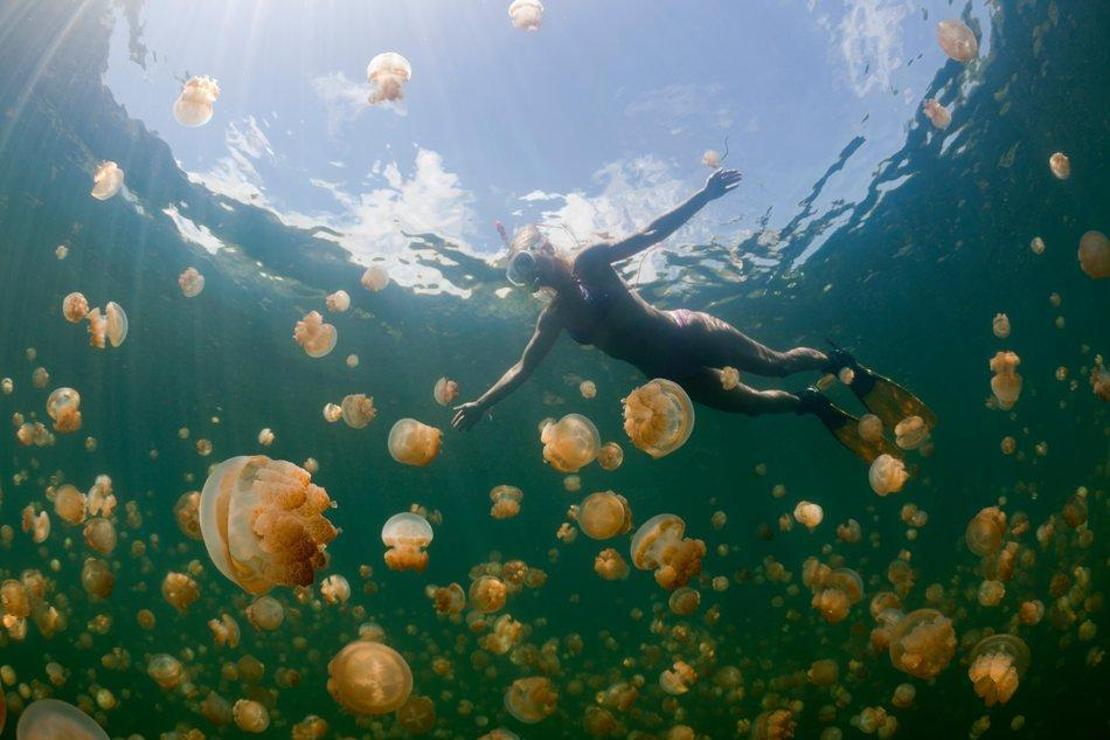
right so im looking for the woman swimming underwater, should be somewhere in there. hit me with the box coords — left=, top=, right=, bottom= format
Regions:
left=452, top=169, right=932, bottom=461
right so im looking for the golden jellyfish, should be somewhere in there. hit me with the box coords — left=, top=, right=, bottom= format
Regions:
left=293, top=311, right=338, bottom=358
left=388, top=418, right=442, bottom=466
left=172, top=75, right=220, bottom=127
left=660, top=661, right=697, bottom=695
left=199, top=455, right=338, bottom=593
left=489, top=485, right=523, bottom=520
left=751, top=709, right=794, bottom=740
left=965, top=507, right=1006, bottom=556
left=668, top=586, right=701, bottom=615
left=397, top=696, right=436, bottom=735
left=630, top=514, right=706, bottom=590
left=622, top=379, right=695, bottom=458
left=540, top=413, right=600, bottom=472
left=257, top=428, right=275, bottom=446
left=80, top=557, right=114, bottom=599
left=793, top=501, right=824, bottom=531
left=90, top=161, right=124, bottom=200
left=172, top=491, right=201, bottom=539
left=1078, top=230, right=1110, bottom=279
left=702, top=150, right=723, bottom=169
left=433, top=377, right=460, bottom=406
left=62, top=292, right=89, bottom=323
left=922, top=99, right=951, bottom=129
left=233, top=699, right=271, bottom=733
left=147, top=653, right=184, bottom=689
left=16, top=699, right=108, bottom=739
left=888, top=609, right=956, bottom=679
left=504, top=676, right=557, bottom=724
left=381, top=512, right=433, bottom=572
left=596, top=441, right=624, bottom=471
left=178, top=267, right=205, bottom=297
left=482, top=614, right=525, bottom=654
left=968, top=634, right=1030, bottom=706
left=858, top=414, right=883, bottom=442
left=53, top=484, right=87, bottom=525
left=977, top=579, right=1005, bottom=607
left=578, top=491, right=632, bottom=540
left=894, top=415, right=928, bottom=450
left=869, top=454, right=908, bottom=496
left=1048, top=151, right=1071, bottom=180
left=508, top=0, right=544, bottom=31
left=246, top=595, right=284, bottom=631
left=320, top=574, right=351, bottom=605
left=361, top=265, right=391, bottom=291
left=162, top=571, right=199, bottom=612
left=83, top=517, right=116, bottom=554
left=807, top=659, right=839, bottom=687
left=579, top=380, right=597, bottom=399
left=594, top=548, right=629, bottom=581
left=1091, top=361, right=1110, bottom=401
left=209, top=613, right=241, bottom=648
left=989, top=351, right=1022, bottom=409
left=469, top=575, right=508, bottom=613
left=325, top=289, right=351, bottom=312
left=1, top=376, right=11, bottom=394
left=367, top=53, right=412, bottom=105
left=936, top=20, right=977, bottom=63
left=44, top=387, right=81, bottom=433
left=991, top=312, right=1011, bottom=339
left=327, top=641, right=413, bottom=715
left=339, top=393, right=376, bottom=429
left=427, top=582, right=466, bottom=615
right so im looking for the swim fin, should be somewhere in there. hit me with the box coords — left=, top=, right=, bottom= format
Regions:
left=797, top=388, right=902, bottom=464
left=824, top=347, right=937, bottom=432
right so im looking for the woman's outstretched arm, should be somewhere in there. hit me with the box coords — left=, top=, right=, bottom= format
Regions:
left=452, top=307, right=562, bottom=430
left=582, top=169, right=742, bottom=266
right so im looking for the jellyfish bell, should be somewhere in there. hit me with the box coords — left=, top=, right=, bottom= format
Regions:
left=989, top=351, right=1022, bottom=409
left=388, top=418, right=442, bottom=466
left=968, top=634, right=1030, bottom=706
left=62, top=292, right=89, bottom=323
left=367, top=52, right=412, bottom=105
left=888, top=608, right=956, bottom=679
left=172, top=75, right=220, bottom=127
left=894, top=416, right=928, bottom=450
left=90, top=161, right=124, bottom=200
left=433, top=377, right=459, bottom=406
left=327, top=641, right=413, bottom=715
left=1048, top=152, right=1071, bottom=180
left=340, top=394, right=376, bottom=428
left=504, top=676, right=558, bottom=724
left=16, top=699, right=109, bottom=740
left=101, top=301, right=128, bottom=347
left=858, top=414, right=883, bottom=442
left=965, top=507, right=1006, bottom=556
left=630, top=513, right=706, bottom=590
left=381, top=512, right=433, bottom=571
left=508, top=0, right=544, bottom=31
left=178, top=267, right=206, bottom=298
left=46, top=387, right=82, bottom=433
left=793, top=501, right=824, bottom=531
left=325, top=290, right=351, bottom=313
left=869, top=454, right=908, bottom=496
left=361, top=265, right=390, bottom=291
left=936, top=19, right=977, bottom=63
left=622, top=378, right=694, bottom=458
left=489, top=485, right=524, bottom=519
left=199, top=455, right=338, bottom=593
left=702, top=149, right=722, bottom=169
left=293, top=311, right=338, bottom=358
left=540, top=413, right=600, bottom=472
left=922, top=99, right=951, bottom=129
left=1077, top=230, right=1110, bottom=279
left=578, top=491, right=632, bottom=540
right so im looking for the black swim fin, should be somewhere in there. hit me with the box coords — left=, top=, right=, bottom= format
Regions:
left=824, top=345, right=937, bottom=431
left=797, top=388, right=902, bottom=464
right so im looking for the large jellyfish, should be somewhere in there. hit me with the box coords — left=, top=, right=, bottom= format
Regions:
left=172, top=75, right=220, bottom=127
left=1078, top=230, right=1110, bottom=279
left=869, top=454, right=908, bottom=496
left=16, top=699, right=109, bottom=739
left=540, top=414, right=600, bottom=472
left=936, top=20, right=977, bottom=63
left=967, top=634, right=1030, bottom=706
left=178, top=267, right=205, bottom=297
left=922, top=99, right=951, bottom=129
left=199, top=456, right=338, bottom=593
left=888, top=609, right=956, bottom=679
left=630, top=514, right=706, bottom=590
left=989, top=351, right=1022, bottom=409
left=504, top=676, right=557, bottom=724
left=327, top=641, right=413, bottom=715
left=381, top=512, right=433, bottom=571
left=90, top=161, right=124, bottom=200
left=578, top=491, right=632, bottom=540
left=367, top=53, right=412, bottom=105
left=622, top=379, right=694, bottom=458
left=388, top=418, right=442, bottom=466
left=340, top=394, right=377, bottom=428
left=46, top=387, right=82, bottom=433
left=508, top=0, right=544, bottom=31
left=293, top=311, right=338, bottom=358
left=62, top=292, right=89, bottom=323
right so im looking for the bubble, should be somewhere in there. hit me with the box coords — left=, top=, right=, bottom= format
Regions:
left=594, top=548, right=629, bottom=581
left=200, top=456, right=338, bottom=593
left=178, top=267, right=205, bottom=297
left=172, top=76, right=220, bottom=127
left=90, top=161, right=124, bottom=200
left=293, top=311, right=338, bottom=358
left=622, top=379, right=694, bottom=458
left=578, top=491, right=632, bottom=540
left=434, top=377, right=459, bottom=406
left=16, top=699, right=108, bottom=739
left=62, top=292, right=89, bottom=323
left=1078, top=230, right=1110, bottom=279
left=325, top=290, right=351, bottom=312
left=327, top=641, right=413, bottom=715
left=596, top=441, right=624, bottom=471
left=504, top=676, right=557, bottom=724
left=922, top=99, right=951, bottom=129
left=968, top=634, right=1029, bottom=706
left=858, top=414, right=883, bottom=442
left=965, top=507, right=1006, bottom=556
left=1048, top=152, right=1071, bottom=180
left=46, top=388, right=81, bottom=433
left=367, top=53, right=412, bottom=105
left=508, top=0, right=544, bottom=31
left=793, top=501, right=824, bottom=531
left=388, top=418, right=442, bottom=466
left=889, top=609, right=956, bottom=679
left=630, top=514, right=706, bottom=590
left=361, top=265, right=391, bottom=291
left=936, top=20, right=977, bottom=63
left=894, top=416, right=928, bottom=450
left=489, top=485, right=523, bottom=520
left=869, top=454, right=908, bottom=496
left=381, top=512, right=433, bottom=572
left=540, top=414, right=600, bottom=472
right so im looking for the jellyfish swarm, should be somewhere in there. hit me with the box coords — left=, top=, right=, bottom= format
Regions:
left=199, top=456, right=338, bottom=593
left=508, top=0, right=544, bottom=31
left=179, top=267, right=205, bottom=297
left=540, top=414, right=600, bottom=472
left=489, top=485, right=523, bottom=520
left=46, top=387, right=81, bottom=433
left=367, top=52, right=412, bottom=105
left=90, top=161, right=124, bottom=200
left=388, top=419, right=442, bottom=466
left=622, top=379, right=694, bottom=458
left=1078, top=230, right=1110, bottom=279
left=62, top=292, right=89, bottom=323
left=578, top=491, right=632, bottom=540
left=968, top=634, right=1030, bottom=706
left=172, top=75, right=220, bottom=127
left=504, top=676, right=558, bottom=724
left=989, top=351, right=1022, bottom=409
left=630, top=514, right=706, bottom=590
left=869, top=454, right=908, bottom=496
left=433, top=377, right=459, bottom=406
left=922, top=99, right=951, bottom=130
left=16, top=699, right=109, bottom=739
left=293, top=311, right=338, bottom=358
left=381, top=512, right=433, bottom=572
left=888, top=609, right=956, bottom=679
left=936, top=20, right=977, bottom=63
left=327, top=641, right=413, bottom=715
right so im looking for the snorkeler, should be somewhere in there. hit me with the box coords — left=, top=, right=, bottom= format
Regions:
left=452, top=170, right=930, bottom=462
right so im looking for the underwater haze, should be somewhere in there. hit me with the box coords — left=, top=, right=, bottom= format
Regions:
left=1, top=0, right=1108, bottom=738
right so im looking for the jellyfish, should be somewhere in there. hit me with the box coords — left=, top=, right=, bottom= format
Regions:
left=888, top=608, right=956, bottom=679
left=209, top=613, right=241, bottom=648
left=199, top=455, right=338, bottom=593
left=868, top=454, right=908, bottom=496
left=1048, top=152, right=1071, bottom=180
left=703, top=150, right=722, bottom=169
left=977, top=579, right=1005, bottom=607
left=147, top=653, right=184, bottom=689
left=367, top=53, right=412, bottom=105
left=427, top=582, right=466, bottom=615
left=54, top=484, right=87, bottom=525
left=381, top=512, right=433, bottom=571
left=893, top=416, right=928, bottom=450
left=15, top=699, right=109, bottom=739
left=668, top=586, right=701, bottom=615
left=62, top=292, right=89, bottom=323
left=596, top=441, right=625, bottom=472
left=178, top=267, right=205, bottom=297
left=622, top=379, right=694, bottom=458
left=80, top=557, right=114, bottom=599
left=751, top=710, right=795, bottom=740
left=482, top=614, right=525, bottom=654
left=469, top=575, right=508, bottom=613
left=504, top=676, right=557, bottom=724
left=660, top=661, right=697, bottom=695
left=989, top=351, right=1022, bottom=409
left=86, top=301, right=127, bottom=349
left=793, top=501, right=824, bottom=531
left=936, top=20, right=977, bottom=63
left=46, top=387, right=81, bottom=433
left=325, top=290, right=351, bottom=313
left=161, top=571, right=199, bottom=612
left=327, top=641, right=413, bottom=715
left=293, top=311, right=338, bottom=358
left=578, top=491, right=632, bottom=540
left=172, top=75, right=220, bottom=127
left=992, top=313, right=1010, bottom=338
left=967, top=634, right=1029, bottom=706
left=858, top=414, right=883, bottom=442
left=579, top=380, right=597, bottom=399
left=922, top=99, right=951, bottom=129
left=965, top=507, right=1006, bottom=556
left=594, top=548, right=629, bottom=581
left=1091, top=360, right=1110, bottom=401
left=1078, top=230, right=1110, bottom=279
left=320, top=574, right=351, bottom=605
left=90, top=161, right=124, bottom=200
left=83, top=517, right=117, bottom=554
left=340, top=394, right=376, bottom=428
left=508, top=0, right=544, bottom=31
left=388, top=418, right=442, bottom=466
left=361, top=265, right=391, bottom=291
left=434, top=377, right=459, bottom=406
left=489, top=485, right=523, bottom=519
left=246, top=595, right=284, bottom=631
left=233, top=699, right=270, bottom=733
left=540, top=414, right=600, bottom=472
left=323, top=402, right=343, bottom=423
left=630, top=514, right=706, bottom=590
left=397, top=696, right=436, bottom=735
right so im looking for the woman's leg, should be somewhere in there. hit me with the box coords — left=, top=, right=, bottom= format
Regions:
left=671, top=310, right=827, bottom=378
left=681, top=368, right=802, bottom=415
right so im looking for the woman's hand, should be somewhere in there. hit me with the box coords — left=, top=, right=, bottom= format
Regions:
left=451, top=401, right=487, bottom=431
left=703, top=168, right=743, bottom=200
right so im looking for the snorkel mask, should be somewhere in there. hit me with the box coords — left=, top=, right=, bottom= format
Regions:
left=506, top=249, right=540, bottom=289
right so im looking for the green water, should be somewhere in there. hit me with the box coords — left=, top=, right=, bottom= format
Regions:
left=1, top=1, right=1108, bottom=738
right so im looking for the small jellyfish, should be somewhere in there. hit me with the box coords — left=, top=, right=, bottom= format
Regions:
left=630, top=513, right=706, bottom=590
left=388, top=418, right=442, bottom=466
left=367, top=53, right=412, bottom=105
left=162, top=571, right=199, bottom=612
left=293, top=311, right=338, bottom=358
left=340, top=393, right=376, bottom=428
left=55, top=244, right=68, bottom=259
left=172, top=75, right=220, bottom=127
left=669, top=586, right=701, bottom=615
left=470, top=575, right=508, bottom=613
left=578, top=491, right=632, bottom=540
left=397, top=696, right=437, bottom=735
left=977, top=579, right=1005, bottom=607
left=489, top=485, right=523, bottom=519
left=327, top=641, right=413, bottom=715
left=427, top=582, right=466, bottom=615
left=16, top=699, right=109, bottom=739
left=1048, top=152, right=1071, bottom=180
left=147, top=653, right=184, bottom=689
left=80, top=557, right=114, bottom=599
left=381, top=512, right=433, bottom=572
left=922, top=99, right=951, bottom=129
left=90, top=161, right=124, bottom=200
left=1078, top=230, right=1110, bottom=279
left=793, top=501, right=824, bottom=531
left=87, top=301, right=127, bottom=349
left=540, top=413, right=600, bottom=472
left=989, top=351, right=1022, bottom=409
left=597, top=441, right=624, bottom=471
left=62, top=292, right=89, bottom=323
left=992, top=313, right=1010, bottom=338
left=965, top=507, right=1006, bottom=556
left=508, top=0, right=544, bottom=31
left=361, top=265, right=391, bottom=291
left=936, top=20, right=977, bottom=63
left=1030, top=236, right=1046, bottom=254
left=246, top=595, right=284, bottom=631
left=1091, top=359, right=1110, bottom=401
left=320, top=574, right=351, bottom=605
left=54, top=484, right=87, bottom=525
left=659, top=661, right=697, bottom=695
left=208, top=612, right=241, bottom=648
left=83, top=517, right=117, bottom=554
left=894, top=416, right=928, bottom=450
left=434, top=377, right=459, bottom=406
left=889, top=608, right=956, bottom=679
left=233, top=699, right=271, bottom=733
left=326, top=290, right=351, bottom=312
left=258, top=428, right=275, bottom=446
left=579, top=380, right=597, bottom=399
left=968, top=634, right=1030, bottom=706
left=702, top=150, right=722, bottom=169
left=622, top=379, right=695, bottom=458
left=46, top=387, right=82, bottom=433
left=199, top=455, right=338, bottom=593
left=869, top=454, right=908, bottom=496
left=178, top=267, right=205, bottom=297
left=504, top=676, right=557, bottom=724
left=858, top=414, right=883, bottom=442
left=323, top=402, right=343, bottom=423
